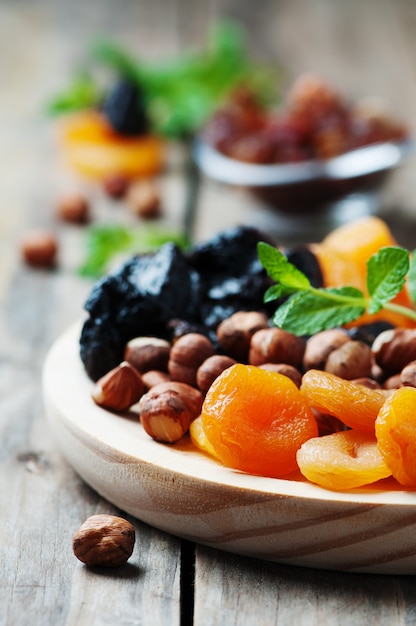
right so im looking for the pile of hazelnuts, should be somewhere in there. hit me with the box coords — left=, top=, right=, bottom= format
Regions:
left=20, top=175, right=161, bottom=269
left=91, top=309, right=416, bottom=445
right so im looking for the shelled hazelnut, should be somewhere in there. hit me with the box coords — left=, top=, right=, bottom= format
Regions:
left=127, top=179, right=161, bottom=219
left=21, top=229, right=58, bottom=268
left=56, top=193, right=89, bottom=224
left=139, top=381, right=203, bottom=443
left=216, top=311, right=269, bottom=362
left=124, top=337, right=171, bottom=373
left=249, top=327, right=304, bottom=369
left=168, top=333, right=215, bottom=387
left=372, top=328, right=416, bottom=376
left=73, top=514, right=135, bottom=567
left=302, top=328, right=350, bottom=371
left=142, top=370, right=171, bottom=389
left=92, top=361, right=145, bottom=411
left=325, top=340, right=372, bottom=380
left=196, top=354, right=237, bottom=394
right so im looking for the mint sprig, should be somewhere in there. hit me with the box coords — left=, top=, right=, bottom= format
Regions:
left=258, top=242, right=416, bottom=335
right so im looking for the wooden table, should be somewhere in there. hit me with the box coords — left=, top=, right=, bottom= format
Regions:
left=2, top=1, right=416, bottom=624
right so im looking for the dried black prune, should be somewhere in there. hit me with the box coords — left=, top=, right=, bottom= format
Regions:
left=80, top=243, right=201, bottom=380
left=347, top=321, right=395, bottom=345
left=101, top=79, right=149, bottom=136
left=187, top=226, right=275, bottom=329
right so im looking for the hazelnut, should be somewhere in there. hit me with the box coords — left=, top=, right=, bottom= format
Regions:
left=196, top=355, right=237, bottom=394
left=249, top=327, right=304, bottom=369
left=372, top=328, right=416, bottom=376
left=312, top=409, right=346, bottom=437
left=73, top=514, right=135, bottom=567
left=216, top=311, right=269, bottom=361
left=124, top=336, right=171, bottom=373
left=258, top=363, right=302, bottom=388
left=303, top=329, right=350, bottom=371
left=127, top=180, right=161, bottom=219
left=103, top=173, right=130, bottom=199
left=325, top=340, right=372, bottom=380
left=21, top=229, right=58, bottom=268
left=57, top=193, right=89, bottom=224
left=168, top=333, right=215, bottom=387
left=383, top=373, right=403, bottom=390
left=92, top=361, right=145, bottom=411
left=400, top=360, right=416, bottom=387
left=142, top=370, right=171, bottom=389
left=351, top=377, right=382, bottom=390
left=139, top=381, right=203, bottom=443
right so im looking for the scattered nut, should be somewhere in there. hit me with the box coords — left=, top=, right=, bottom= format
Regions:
left=57, top=193, right=89, bottom=224
left=127, top=179, right=161, bottom=219
left=168, top=333, right=215, bottom=387
left=258, top=363, right=302, bottom=388
left=124, top=336, right=171, bottom=373
left=103, top=173, right=130, bottom=199
left=92, top=361, right=145, bottom=411
left=73, top=514, right=135, bottom=567
left=400, top=360, right=416, bottom=387
left=196, top=354, right=237, bottom=393
left=21, top=229, right=58, bottom=268
left=372, top=328, right=416, bottom=376
left=216, top=311, right=269, bottom=362
left=351, top=377, right=382, bottom=390
left=249, top=327, right=304, bottom=368
left=142, top=370, right=171, bottom=389
left=139, top=381, right=203, bottom=443
left=302, top=328, right=350, bottom=370
left=312, top=409, right=346, bottom=437
left=325, top=340, right=372, bottom=380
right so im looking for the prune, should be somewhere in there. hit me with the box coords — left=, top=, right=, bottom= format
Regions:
left=187, top=226, right=275, bottom=329
left=347, top=321, right=395, bottom=346
left=80, top=243, right=201, bottom=380
left=101, top=79, right=149, bottom=137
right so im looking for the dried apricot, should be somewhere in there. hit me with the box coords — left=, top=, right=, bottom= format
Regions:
left=200, top=364, right=318, bottom=478
left=311, top=216, right=416, bottom=328
left=57, top=111, right=165, bottom=179
left=297, top=430, right=391, bottom=490
left=189, top=416, right=221, bottom=460
left=375, top=386, right=416, bottom=487
left=300, top=369, right=385, bottom=432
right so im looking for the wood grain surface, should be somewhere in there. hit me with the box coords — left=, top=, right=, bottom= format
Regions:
left=2, top=0, right=416, bottom=624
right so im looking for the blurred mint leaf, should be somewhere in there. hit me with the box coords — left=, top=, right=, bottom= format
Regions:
left=79, top=224, right=189, bottom=278
left=46, top=73, right=101, bottom=115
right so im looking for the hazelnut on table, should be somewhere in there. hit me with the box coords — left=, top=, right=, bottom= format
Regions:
left=91, top=361, right=145, bottom=411
left=168, top=333, right=215, bottom=387
left=216, top=311, right=269, bottom=362
left=73, top=514, right=135, bottom=567
left=21, top=229, right=58, bottom=268
left=56, top=193, right=89, bottom=224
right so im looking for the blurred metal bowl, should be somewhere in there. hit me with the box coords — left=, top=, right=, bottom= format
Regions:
left=194, top=138, right=413, bottom=215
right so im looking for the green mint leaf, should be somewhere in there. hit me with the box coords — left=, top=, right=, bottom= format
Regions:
left=273, top=286, right=366, bottom=335
left=46, top=73, right=101, bottom=115
left=407, top=249, right=416, bottom=304
left=258, top=242, right=311, bottom=291
left=366, top=246, right=409, bottom=313
left=263, top=284, right=297, bottom=303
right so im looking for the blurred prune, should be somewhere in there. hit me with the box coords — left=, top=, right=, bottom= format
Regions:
left=347, top=321, right=395, bottom=346
left=282, top=245, right=324, bottom=288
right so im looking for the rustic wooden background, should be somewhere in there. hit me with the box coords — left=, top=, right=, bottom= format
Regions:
left=2, top=0, right=416, bottom=624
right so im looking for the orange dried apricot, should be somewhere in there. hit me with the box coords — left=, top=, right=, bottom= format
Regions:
left=200, top=364, right=318, bottom=478
left=375, top=386, right=416, bottom=487
left=300, top=369, right=385, bottom=432
left=57, top=111, right=165, bottom=179
left=296, top=430, right=391, bottom=490
left=311, top=216, right=416, bottom=328
left=189, top=415, right=220, bottom=460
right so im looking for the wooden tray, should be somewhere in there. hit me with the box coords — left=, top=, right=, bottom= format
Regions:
left=42, top=323, right=416, bottom=575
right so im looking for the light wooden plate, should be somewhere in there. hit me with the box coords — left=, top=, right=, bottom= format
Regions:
left=43, top=323, right=416, bottom=575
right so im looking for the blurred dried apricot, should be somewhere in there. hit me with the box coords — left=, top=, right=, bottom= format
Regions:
left=297, top=430, right=391, bottom=490
left=201, top=364, right=318, bottom=478
left=57, top=111, right=164, bottom=179
left=301, top=369, right=385, bottom=432
left=375, top=386, right=416, bottom=487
